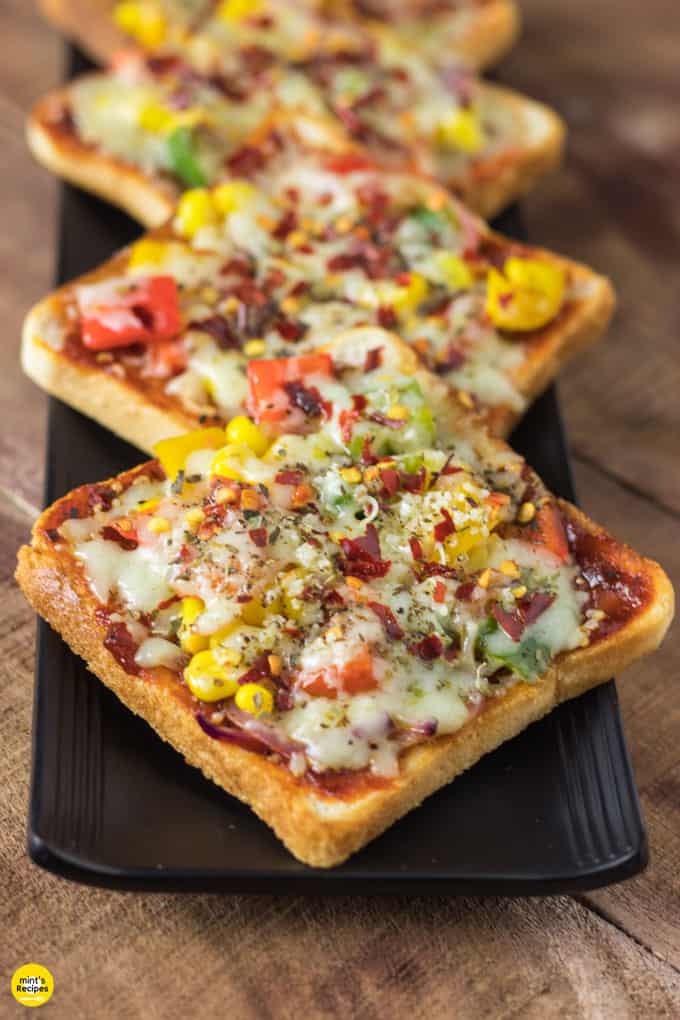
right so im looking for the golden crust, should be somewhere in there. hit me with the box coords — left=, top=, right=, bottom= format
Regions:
left=457, top=84, right=565, bottom=221
left=27, top=99, right=177, bottom=229
left=492, top=256, right=616, bottom=436
left=21, top=226, right=614, bottom=449
left=449, top=0, right=520, bottom=69
left=15, top=478, right=674, bottom=867
left=28, top=74, right=563, bottom=226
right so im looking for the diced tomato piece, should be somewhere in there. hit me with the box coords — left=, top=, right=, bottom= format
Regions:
left=299, top=650, right=378, bottom=699
left=247, top=354, right=334, bottom=423
left=323, top=152, right=376, bottom=175
left=79, top=276, right=182, bottom=351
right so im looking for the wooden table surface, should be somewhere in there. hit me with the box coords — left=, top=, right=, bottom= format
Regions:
left=2, top=1, right=679, bottom=1016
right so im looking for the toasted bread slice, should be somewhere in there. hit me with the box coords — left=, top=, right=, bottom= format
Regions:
left=27, top=67, right=564, bottom=225
left=21, top=183, right=614, bottom=452
left=38, top=0, right=519, bottom=71
left=15, top=336, right=674, bottom=865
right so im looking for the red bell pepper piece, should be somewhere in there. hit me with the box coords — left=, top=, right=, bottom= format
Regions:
left=323, top=152, right=376, bottom=175
left=78, top=276, right=182, bottom=351
left=299, top=650, right=378, bottom=698
left=247, top=353, right=334, bottom=423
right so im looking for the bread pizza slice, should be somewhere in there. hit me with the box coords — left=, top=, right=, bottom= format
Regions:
left=28, top=34, right=563, bottom=224
left=38, top=0, right=518, bottom=71
left=22, top=117, right=613, bottom=447
left=16, top=333, right=674, bottom=866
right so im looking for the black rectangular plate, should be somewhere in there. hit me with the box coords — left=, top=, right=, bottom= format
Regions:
left=27, top=49, right=647, bottom=894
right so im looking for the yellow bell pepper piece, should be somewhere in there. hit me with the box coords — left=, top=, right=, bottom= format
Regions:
left=234, top=682, right=274, bottom=716
left=136, top=497, right=161, bottom=513
left=393, top=272, right=428, bottom=313
left=179, top=597, right=210, bottom=655
left=153, top=427, right=226, bottom=480
left=138, top=100, right=175, bottom=134
left=216, top=0, right=262, bottom=23
left=434, top=252, right=474, bottom=291
left=437, top=108, right=484, bottom=153
left=212, top=181, right=258, bottom=216
left=175, top=188, right=218, bottom=239
left=128, top=238, right=176, bottom=269
left=225, top=416, right=269, bottom=456
left=113, top=2, right=167, bottom=49
left=184, top=649, right=238, bottom=702
left=486, top=258, right=566, bottom=332
left=360, top=273, right=428, bottom=315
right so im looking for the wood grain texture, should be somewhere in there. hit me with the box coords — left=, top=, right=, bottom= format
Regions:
left=1, top=0, right=679, bottom=1015
left=0, top=0, right=58, bottom=513
left=502, top=0, right=680, bottom=515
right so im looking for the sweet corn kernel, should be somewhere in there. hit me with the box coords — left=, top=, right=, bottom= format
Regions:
left=117, top=519, right=133, bottom=532
left=225, top=415, right=269, bottom=456
left=128, top=239, right=172, bottom=268
left=329, top=531, right=345, bottom=543
left=240, top=598, right=266, bottom=627
left=477, top=568, right=492, bottom=589
left=340, top=467, right=362, bottom=484
left=147, top=516, right=170, bottom=533
left=223, top=295, right=240, bottom=313
left=243, top=339, right=266, bottom=357
left=137, top=497, right=160, bottom=513
left=153, top=426, right=225, bottom=480
left=240, top=488, right=261, bottom=511
left=363, top=466, right=380, bottom=483
left=217, top=0, right=262, bottom=22
left=512, top=585, right=528, bottom=599
left=179, top=597, right=209, bottom=654
left=138, top=100, right=174, bottom=133
left=114, top=1, right=167, bottom=49
left=517, top=501, right=536, bottom=524
left=393, top=273, right=428, bottom=314
left=499, top=559, right=520, bottom=578
left=457, top=390, right=475, bottom=409
left=267, top=654, right=282, bottom=677
left=437, top=108, right=484, bottom=152
left=326, top=626, right=343, bottom=642
left=234, top=682, right=273, bottom=716
left=184, top=649, right=238, bottom=702
left=345, top=576, right=363, bottom=590
left=334, top=215, right=353, bottom=234
left=387, top=404, right=410, bottom=421
left=280, top=296, right=299, bottom=315
left=287, top=230, right=308, bottom=248
left=175, top=188, right=217, bottom=239
left=181, top=596, right=204, bottom=626
left=212, top=180, right=258, bottom=215
left=184, top=508, right=206, bottom=528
